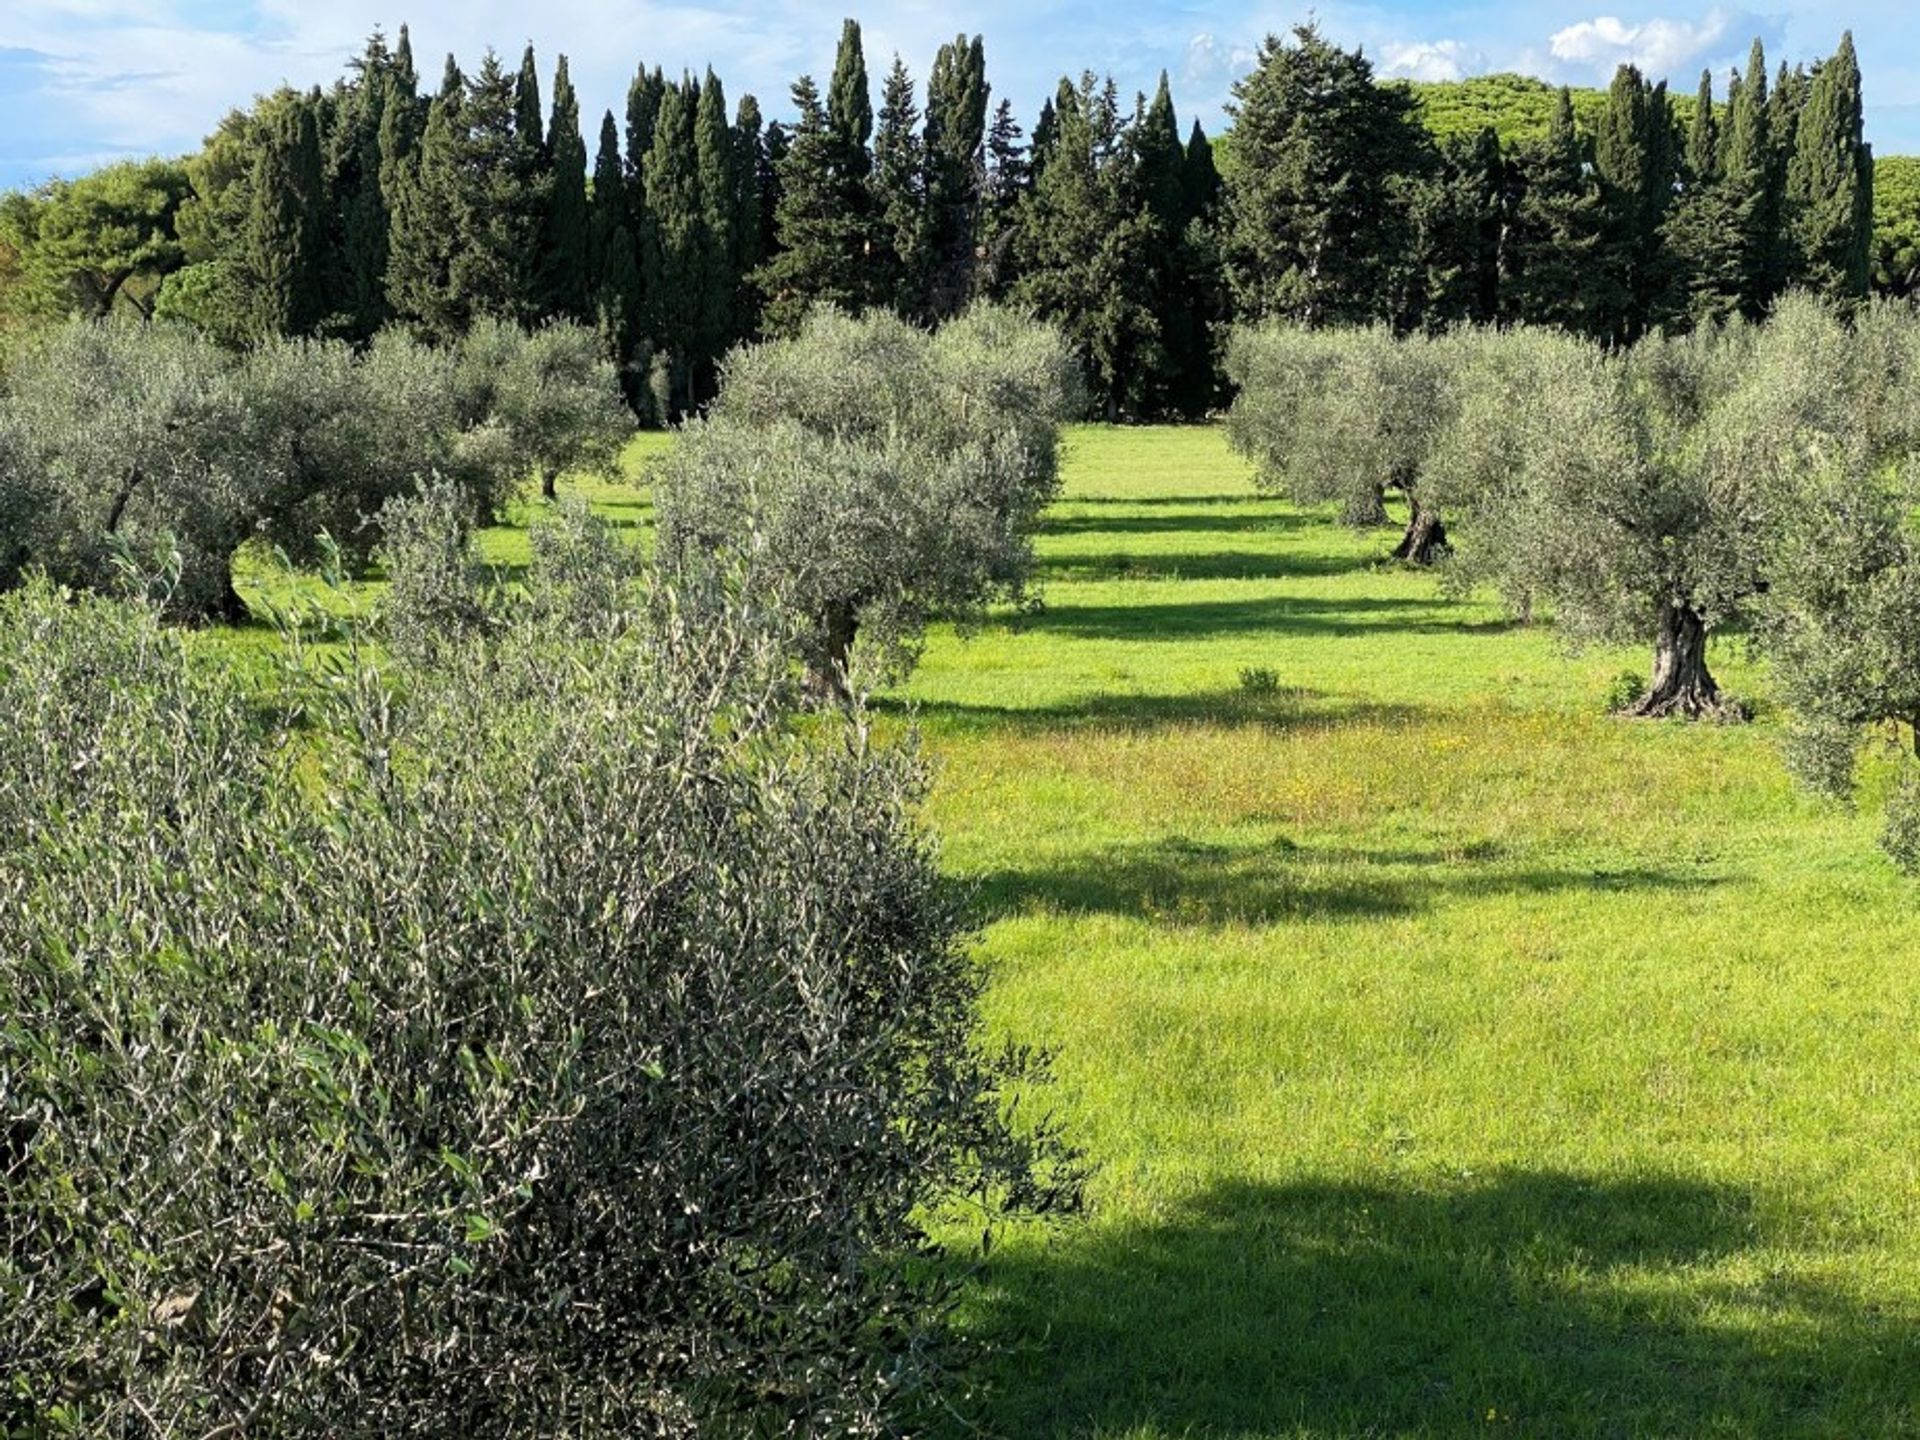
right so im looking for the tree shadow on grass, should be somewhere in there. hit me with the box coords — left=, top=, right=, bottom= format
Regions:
left=1017, top=593, right=1481, bottom=642
left=1035, top=549, right=1376, bottom=583
left=1042, top=510, right=1319, bottom=538
left=878, top=690, right=1429, bottom=738
left=965, top=837, right=1722, bottom=927
left=964, top=1173, right=1920, bottom=1437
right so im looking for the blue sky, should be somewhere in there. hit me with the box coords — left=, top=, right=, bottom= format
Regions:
left=2, top=1, right=1916, bottom=189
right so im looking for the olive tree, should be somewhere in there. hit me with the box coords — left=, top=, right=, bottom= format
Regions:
left=0, top=547, right=1076, bottom=1434
left=453, top=317, right=632, bottom=504
left=1225, top=322, right=1460, bottom=562
left=654, top=306, right=1079, bottom=697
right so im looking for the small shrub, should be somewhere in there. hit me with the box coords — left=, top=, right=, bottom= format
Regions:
left=1238, top=665, right=1283, bottom=697
left=1604, top=670, right=1648, bottom=713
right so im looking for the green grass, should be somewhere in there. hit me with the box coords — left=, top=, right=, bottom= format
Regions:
left=898, top=426, right=1920, bottom=1437
left=217, top=423, right=1920, bottom=1435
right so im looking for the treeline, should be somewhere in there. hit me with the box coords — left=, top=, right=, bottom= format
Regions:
left=0, top=21, right=1890, bottom=420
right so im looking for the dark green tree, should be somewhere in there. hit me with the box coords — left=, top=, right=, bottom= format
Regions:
left=694, top=70, right=739, bottom=374
left=243, top=91, right=328, bottom=337
left=1013, top=74, right=1158, bottom=419
left=924, top=34, right=989, bottom=317
left=541, top=55, right=591, bottom=321
left=757, top=76, right=868, bottom=333
left=1787, top=32, right=1873, bottom=300
left=871, top=56, right=929, bottom=316
left=732, top=94, right=767, bottom=333
left=514, top=45, right=545, bottom=155
left=1503, top=87, right=1606, bottom=334
left=1221, top=24, right=1427, bottom=325
left=976, top=98, right=1028, bottom=296
left=1401, top=126, right=1503, bottom=332
left=588, top=111, right=645, bottom=411
left=1592, top=65, right=1675, bottom=342
left=1660, top=68, right=1747, bottom=326
left=643, top=78, right=705, bottom=413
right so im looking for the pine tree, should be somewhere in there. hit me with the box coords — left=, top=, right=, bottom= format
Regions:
left=1787, top=32, right=1873, bottom=300
left=1183, top=119, right=1221, bottom=220
left=1221, top=24, right=1427, bottom=325
left=541, top=55, right=591, bottom=320
left=924, top=33, right=988, bottom=317
left=871, top=56, right=928, bottom=317
left=243, top=90, right=328, bottom=337
left=1504, top=87, right=1606, bottom=334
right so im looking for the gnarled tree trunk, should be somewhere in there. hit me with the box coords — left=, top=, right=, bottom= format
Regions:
left=1628, top=600, right=1731, bottom=719
left=1390, top=492, right=1449, bottom=566
left=541, top=467, right=560, bottom=501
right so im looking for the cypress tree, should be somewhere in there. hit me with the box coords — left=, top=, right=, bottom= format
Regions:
left=872, top=55, right=929, bottom=317
left=1593, top=65, right=1674, bottom=342
left=515, top=45, right=545, bottom=156
left=694, top=69, right=738, bottom=376
left=1405, top=126, right=1503, bottom=332
left=541, top=55, right=591, bottom=320
left=924, top=33, right=989, bottom=317
left=1504, top=87, right=1606, bottom=334
left=1787, top=32, right=1873, bottom=300
left=1133, top=72, right=1193, bottom=412
left=827, top=19, right=873, bottom=179
left=1721, top=40, right=1775, bottom=314
left=1013, top=73, right=1158, bottom=419
left=588, top=110, right=644, bottom=407
left=331, top=30, right=411, bottom=339
left=1183, top=119, right=1221, bottom=219
left=244, top=90, right=328, bottom=337
left=732, top=95, right=767, bottom=335
left=643, top=77, right=704, bottom=412
left=385, top=57, right=466, bottom=338
left=1030, top=95, right=1060, bottom=182
left=1662, top=69, right=1746, bottom=326
left=453, top=51, right=547, bottom=323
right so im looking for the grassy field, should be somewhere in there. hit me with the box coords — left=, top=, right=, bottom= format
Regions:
left=234, top=424, right=1920, bottom=1435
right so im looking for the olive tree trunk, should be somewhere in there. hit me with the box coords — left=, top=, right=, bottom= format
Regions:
left=808, top=601, right=859, bottom=705
left=541, top=467, right=560, bottom=501
left=1628, top=600, right=1729, bottom=719
left=1391, top=495, right=1449, bottom=566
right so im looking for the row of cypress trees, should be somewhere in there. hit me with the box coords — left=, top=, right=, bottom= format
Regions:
left=156, top=21, right=1877, bottom=422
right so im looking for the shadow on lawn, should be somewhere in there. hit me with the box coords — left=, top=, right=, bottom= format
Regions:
left=1017, top=592, right=1486, bottom=642
left=878, top=690, right=1430, bottom=737
left=966, top=837, right=1720, bottom=927
left=1042, top=510, right=1317, bottom=538
left=964, top=1173, right=1920, bottom=1437
left=1035, top=548, right=1375, bottom=583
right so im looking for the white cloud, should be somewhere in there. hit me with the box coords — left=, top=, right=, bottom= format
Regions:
left=1547, top=9, right=1747, bottom=77
left=1183, top=31, right=1256, bottom=88
left=1378, top=39, right=1487, bottom=84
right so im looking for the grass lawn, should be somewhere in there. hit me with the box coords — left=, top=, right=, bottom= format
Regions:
left=224, top=423, right=1920, bottom=1435
left=901, top=427, right=1920, bottom=1438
